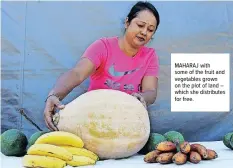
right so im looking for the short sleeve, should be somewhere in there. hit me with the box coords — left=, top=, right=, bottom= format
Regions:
left=144, top=51, right=160, bottom=77
left=81, top=39, right=107, bottom=70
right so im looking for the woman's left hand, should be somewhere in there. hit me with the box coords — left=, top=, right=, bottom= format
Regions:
left=131, top=92, right=147, bottom=108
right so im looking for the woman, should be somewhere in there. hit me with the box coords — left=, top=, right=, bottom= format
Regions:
left=44, top=1, right=160, bottom=131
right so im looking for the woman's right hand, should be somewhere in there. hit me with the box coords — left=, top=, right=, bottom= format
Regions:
left=43, top=95, right=65, bottom=131
left=43, top=57, right=95, bottom=131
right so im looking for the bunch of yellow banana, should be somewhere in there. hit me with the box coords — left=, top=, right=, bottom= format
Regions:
left=22, top=131, right=99, bottom=168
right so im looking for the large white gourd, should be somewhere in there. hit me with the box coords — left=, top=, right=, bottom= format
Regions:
left=53, top=89, right=150, bottom=159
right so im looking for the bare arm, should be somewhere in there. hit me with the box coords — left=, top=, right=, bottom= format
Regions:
left=140, top=76, right=158, bottom=106
left=44, top=57, right=96, bottom=131
left=48, top=57, right=95, bottom=100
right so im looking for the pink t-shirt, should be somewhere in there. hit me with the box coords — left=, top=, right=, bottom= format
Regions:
left=82, top=36, right=159, bottom=94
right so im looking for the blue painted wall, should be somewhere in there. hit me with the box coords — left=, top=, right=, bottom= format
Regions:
left=1, top=1, right=233, bottom=141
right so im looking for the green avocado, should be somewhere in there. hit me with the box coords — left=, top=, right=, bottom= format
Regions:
left=223, top=132, right=233, bottom=150
left=138, top=133, right=166, bottom=154
left=230, top=134, right=233, bottom=149
left=1, top=129, right=28, bottom=156
left=164, top=131, right=185, bottom=144
left=164, top=131, right=185, bottom=151
left=147, top=133, right=167, bottom=151
left=28, top=131, right=48, bottom=148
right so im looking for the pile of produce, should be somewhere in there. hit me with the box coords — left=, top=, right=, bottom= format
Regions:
left=143, top=131, right=218, bottom=165
left=1, top=129, right=99, bottom=168
left=223, top=132, right=233, bottom=150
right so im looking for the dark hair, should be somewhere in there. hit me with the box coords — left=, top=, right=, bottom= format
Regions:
left=126, top=1, right=160, bottom=30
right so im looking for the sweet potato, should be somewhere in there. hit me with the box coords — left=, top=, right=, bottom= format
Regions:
left=180, top=141, right=191, bottom=154
left=190, top=143, right=208, bottom=159
left=189, top=151, right=201, bottom=164
left=156, top=141, right=176, bottom=152
left=172, top=152, right=187, bottom=165
left=144, top=150, right=162, bottom=163
left=156, top=152, right=175, bottom=164
left=204, top=149, right=218, bottom=160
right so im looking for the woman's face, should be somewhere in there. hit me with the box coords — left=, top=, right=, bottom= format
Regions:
left=125, top=10, right=157, bottom=48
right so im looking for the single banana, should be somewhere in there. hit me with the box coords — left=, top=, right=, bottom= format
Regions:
left=66, top=155, right=96, bottom=167
left=35, top=131, right=84, bottom=148
left=22, top=155, right=66, bottom=168
left=27, top=144, right=73, bottom=161
left=60, top=146, right=99, bottom=161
